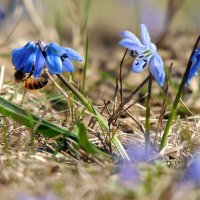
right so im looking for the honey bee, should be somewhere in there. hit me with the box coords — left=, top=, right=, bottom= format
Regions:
left=14, top=69, right=48, bottom=90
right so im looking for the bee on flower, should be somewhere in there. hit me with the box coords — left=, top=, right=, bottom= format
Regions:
left=12, top=41, right=84, bottom=89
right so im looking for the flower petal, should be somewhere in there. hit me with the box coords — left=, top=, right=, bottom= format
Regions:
left=21, top=52, right=36, bottom=73
left=45, top=47, right=62, bottom=74
left=132, top=54, right=150, bottom=73
left=140, top=24, right=151, bottom=48
left=149, top=53, right=165, bottom=86
left=47, top=42, right=66, bottom=56
left=186, top=52, right=200, bottom=86
left=12, top=42, right=36, bottom=70
left=62, top=59, right=75, bottom=72
left=119, top=38, right=146, bottom=52
left=33, top=47, right=45, bottom=77
left=65, top=48, right=84, bottom=62
left=120, top=31, right=141, bottom=41
left=191, top=49, right=200, bottom=62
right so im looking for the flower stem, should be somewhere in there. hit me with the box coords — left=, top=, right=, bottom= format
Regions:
left=145, top=74, right=152, bottom=150
left=56, top=74, right=130, bottom=160
left=160, top=35, right=200, bottom=150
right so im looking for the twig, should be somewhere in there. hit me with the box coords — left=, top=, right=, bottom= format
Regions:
left=108, top=75, right=149, bottom=126
left=119, top=49, right=128, bottom=103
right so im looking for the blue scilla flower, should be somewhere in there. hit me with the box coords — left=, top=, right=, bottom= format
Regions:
left=119, top=24, right=165, bottom=86
left=186, top=49, right=200, bottom=86
left=44, top=43, right=84, bottom=74
left=12, top=41, right=84, bottom=77
left=12, top=41, right=45, bottom=78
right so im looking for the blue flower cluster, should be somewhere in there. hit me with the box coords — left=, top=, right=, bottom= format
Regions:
left=119, top=24, right=165, bottom=87
left=12, top=41, right=84, bottom=77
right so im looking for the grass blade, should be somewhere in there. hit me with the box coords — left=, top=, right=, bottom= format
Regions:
left=0, top=96, right=77, bottom=140
left=77, top=121, right=98, bottom=154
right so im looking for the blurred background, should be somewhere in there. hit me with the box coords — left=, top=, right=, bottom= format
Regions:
left=0, top=0, right=199, bottom=106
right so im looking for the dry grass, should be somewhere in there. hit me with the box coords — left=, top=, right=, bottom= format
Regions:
left=0, top=1, right=200, bottom=199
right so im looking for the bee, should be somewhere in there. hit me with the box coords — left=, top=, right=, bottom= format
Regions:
left=14, top=68, right=48, bottom=90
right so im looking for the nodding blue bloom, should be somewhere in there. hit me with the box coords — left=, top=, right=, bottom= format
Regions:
left=119, top=24, right=165, bottom=87
left=186, top=49, right=200, bottom=86
left=12, top=41, right=84, bottom=77
left=12, top=42, right=45, bottom=78
left=44, top=43, right=84, bottom=74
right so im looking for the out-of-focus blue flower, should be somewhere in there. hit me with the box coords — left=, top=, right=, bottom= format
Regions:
left=182, top=155, right=200, bottom=186
left=12, top=41, right=84, bottom=77
left=118, top=160, right=140, bottom=187
left=127, top=144, right=154, bottom=162
left=118, top=144, right=155, bottom=187
left=186, top=49, right=200, bottom=86
left=0, top=8, right=5, bottom=22
left=119, top=24, right=165, bottom=86
left=45, top=43, right=84, bottom=74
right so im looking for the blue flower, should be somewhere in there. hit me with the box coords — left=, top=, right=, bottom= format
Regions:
left=182, top=155, right=200, bottom=186
left=186, top=49, right=200, bottom=86
left=45, top=43, right=84, bottom=74
left=12, top=41, right=84, bottom=77
left=118, top=160, right=140, bottom=187
left=118, top=144, right=155, bottom=187
left=119, top=24, right=165, bottom=86
left=12, top=41, right=45, bottom=78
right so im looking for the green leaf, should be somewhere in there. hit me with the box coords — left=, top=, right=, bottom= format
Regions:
left=77, top=121, right=97, bottom=154
left=0, top=97, right=111, bottom=158
left=0, top=96, right=77, bottom=141
left=77, top=121, right=111, bottom=158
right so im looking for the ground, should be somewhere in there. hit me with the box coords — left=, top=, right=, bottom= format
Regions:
left=0, top=0, right=200, bottom=200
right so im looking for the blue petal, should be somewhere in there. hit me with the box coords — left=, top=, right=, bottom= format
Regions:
left=149, top=43, right=157, bottom=54
left=12, top=47, right=23, bottom=67
left=12, top=42, right=36, bottom=70
left=149, top=53, right=165, bottom=86
left=33, top=47, right=45, bottom=77
left=47, top=43, right=66, bottom=56
left=186, top=54, right=200, bottom=86
left=45, top=46, right=62, bottom=74
left=120, top=31, right=146, bottom=51
left=119, top=38, right=146, bottom=52
left=191, top=49, right=200, bottom=63
left=120, top=31, right=141, bottom=42
left=21, top=52, right=35, bottom=73
left=62, top=59, right=75, bottom=72
left=65, top=48, right=84, bottom=62
left=132, top=54, right=150, bottom=73
left=140, top=24, right=151, bottom=48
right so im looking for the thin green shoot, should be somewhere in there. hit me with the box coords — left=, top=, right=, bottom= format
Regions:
left=145, top=74, right=152, bottom=150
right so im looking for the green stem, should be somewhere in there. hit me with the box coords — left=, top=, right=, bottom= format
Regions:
left=57, top=74, right=130, bottom=160
left=145, top=74, right=152, bottom=150
left=82, top=34, right=89, bottom=95
left=160, top=35, right=200, bottom=150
